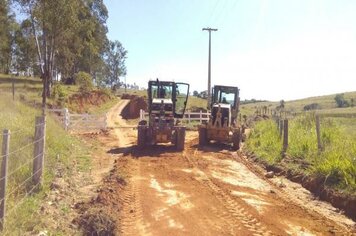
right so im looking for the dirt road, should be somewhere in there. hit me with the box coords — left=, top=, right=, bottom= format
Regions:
left=81, top=100, right=356, bottom=235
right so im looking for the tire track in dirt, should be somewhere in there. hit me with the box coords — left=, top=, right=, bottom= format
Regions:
left=118, top=160, right=151, bottom=236
left=183, top=150, right=272, bottom=236
left=231, top=152, right=356, bottom=235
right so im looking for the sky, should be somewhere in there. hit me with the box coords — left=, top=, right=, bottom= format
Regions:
left=104, top=0, right=356, bottom=101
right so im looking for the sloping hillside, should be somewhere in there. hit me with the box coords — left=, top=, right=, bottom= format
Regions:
left=240, top=91, right=356, bottom=116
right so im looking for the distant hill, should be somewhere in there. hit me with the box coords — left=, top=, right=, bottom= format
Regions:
left=240, top=91, right=356, bottom=116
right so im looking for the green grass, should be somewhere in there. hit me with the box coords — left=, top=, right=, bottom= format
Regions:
left=0, top=74, right=118, bottom=115
left=240, top=91, right=356, bottom=116
left=246, top=120, right=282, bottom=164
left=247, top=115, right=356, bottom=193
left=0, top=95, right=92, bottom=234
left=186, top=96, right=207, bottom=111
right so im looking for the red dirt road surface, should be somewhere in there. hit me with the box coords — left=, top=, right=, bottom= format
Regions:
left=78, top=100, right=356, bottom=236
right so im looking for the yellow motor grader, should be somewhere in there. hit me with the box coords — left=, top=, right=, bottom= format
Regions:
left=137, top=80, right=189, bottom=151
left=198, top=85, right=242, bottom=150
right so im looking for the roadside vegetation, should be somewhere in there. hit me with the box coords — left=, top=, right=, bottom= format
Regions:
left=0, top=74, right=119, bottom=114
left=246, top=114, right=356, bottom=193
left=0, top=95, right=92, bottom=234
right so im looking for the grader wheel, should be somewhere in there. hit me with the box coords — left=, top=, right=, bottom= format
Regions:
left=198, top=126, right=208, bottom=146
left=232, top=129, right=241, bottom=150
left=137, top=125, right=147, bottom=149
left=175, top=128, right=186, bottom=151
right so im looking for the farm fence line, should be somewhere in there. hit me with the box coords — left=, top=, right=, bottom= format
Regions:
left=47, top=108, right=107, bottom=132
left=139, top=109, right=210, bottom=124
left=254, top=106, right=356, bottom=154
left=0, top=116, right=46, bottom=231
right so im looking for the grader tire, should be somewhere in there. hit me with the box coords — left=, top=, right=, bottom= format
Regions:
left=198, top=127, right=208, bottom=146
left=175, top=128, right=186, bottom=151
left=232, top=129, right=241, bottom=150
left=137, top=125, right=147, bottom=149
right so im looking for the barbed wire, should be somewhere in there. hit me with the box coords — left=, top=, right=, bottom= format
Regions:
left=4, top=167, right=42, bottom=201
left=0, top=152, right=43, bottom=184
left=0, top=136, right=44, bottom=159
left=5, top=180, right=41, bottom=219
left=0, top=122, right=45, bottom=135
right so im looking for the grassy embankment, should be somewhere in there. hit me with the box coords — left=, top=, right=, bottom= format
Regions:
left=0, top=96, right=92, bottom=234
left=245, top=92, right=356, bottom=193
left=0, top=74, right=119, bottom=114
left=0, top=74, right=121, bottom=234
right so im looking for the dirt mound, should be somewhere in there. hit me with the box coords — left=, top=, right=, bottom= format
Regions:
left=69, top=90, right=113, bottom=113
left=75, top=161, right=127, bottom=235
left=121, top=94, right=147, bottom=119
left=77, top=209, right=116, bottom=236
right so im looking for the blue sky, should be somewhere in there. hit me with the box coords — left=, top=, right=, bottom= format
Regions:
left=104, top=0, right=356, bottom=101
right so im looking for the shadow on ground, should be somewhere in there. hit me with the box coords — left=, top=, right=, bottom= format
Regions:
left=107, top=144, right=183, bottom=158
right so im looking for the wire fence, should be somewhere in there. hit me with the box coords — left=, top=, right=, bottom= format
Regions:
left=0, top=116, right=46, bottom=231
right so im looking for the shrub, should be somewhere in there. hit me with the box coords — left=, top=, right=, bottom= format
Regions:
left=52, top=83, right=67, bottom=100
left=75, top=72, right=93, bottom=93
left=303, top=103, right=321, bottom=111
left=334, top=94, right=350, bottom=108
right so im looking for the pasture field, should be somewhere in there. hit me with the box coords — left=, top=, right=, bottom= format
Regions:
left=246, top=114, right=356, bottom=193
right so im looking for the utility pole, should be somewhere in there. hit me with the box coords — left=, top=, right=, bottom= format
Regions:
left=202, top=27, right=218, bottom=109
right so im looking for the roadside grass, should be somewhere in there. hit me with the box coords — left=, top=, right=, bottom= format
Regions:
left=246, top=115, right=356, bottom=193
left=186, top=96, right=207, bottom=111
left=246, top=120, right=282, bottom=164
left=0, top=74, right=118, bottom=115
left=0, top=95, right=91, bottom=234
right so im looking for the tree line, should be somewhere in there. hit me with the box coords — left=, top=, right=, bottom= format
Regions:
left=0, top=0, right=127, bottom=105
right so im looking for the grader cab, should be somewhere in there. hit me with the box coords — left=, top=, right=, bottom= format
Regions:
left=198, top=85, right=242, bottom=150
left=137, top=80, right=189, bottom=151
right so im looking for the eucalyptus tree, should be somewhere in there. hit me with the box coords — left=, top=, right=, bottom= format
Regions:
left=0, top=0, right=15, bottom=73
left=15, top=0, right=81, bottom=108
left=104, top=40, right=127, bottom=88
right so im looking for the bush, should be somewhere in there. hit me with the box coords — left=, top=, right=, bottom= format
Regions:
left=334, top=94, right=350, bottom=108
left=75, top=72, right=93, bottom=93
left=99, top=87, right=114, bottom=98
left=303, top=103, right=321, bottom=111
left=52, top=83, right=67, bottom=100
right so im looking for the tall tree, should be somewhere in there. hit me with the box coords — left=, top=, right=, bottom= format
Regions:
left=13, top=19, right=37, bottom=74
left=0, top=0, right=16, bottom=73
left=104, top=40, right=127, bottom=87
left=15, top=0, right=81, bottom=108
left=54, top=0, right=109, bottom=80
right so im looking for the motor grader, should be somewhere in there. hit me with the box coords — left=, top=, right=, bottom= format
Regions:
left=137, top=80, right=189, bottom=151
left=198, top=85, right=242, bottom=150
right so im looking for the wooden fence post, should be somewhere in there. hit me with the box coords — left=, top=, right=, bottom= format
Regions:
left=64, top=108, right=69, bottom=131
left=283, top=119, right=289, bottom=153
left=316, top=115, right=322, bottom=151
left=0, top=130, right=10, bottom=230
left=12, top=80, right=15, bottom=101
left=33, top=116, right=46, bottom=187
left=199, top=110, right=202, bottom=124
left=279, top=119, right=284, bottom=138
